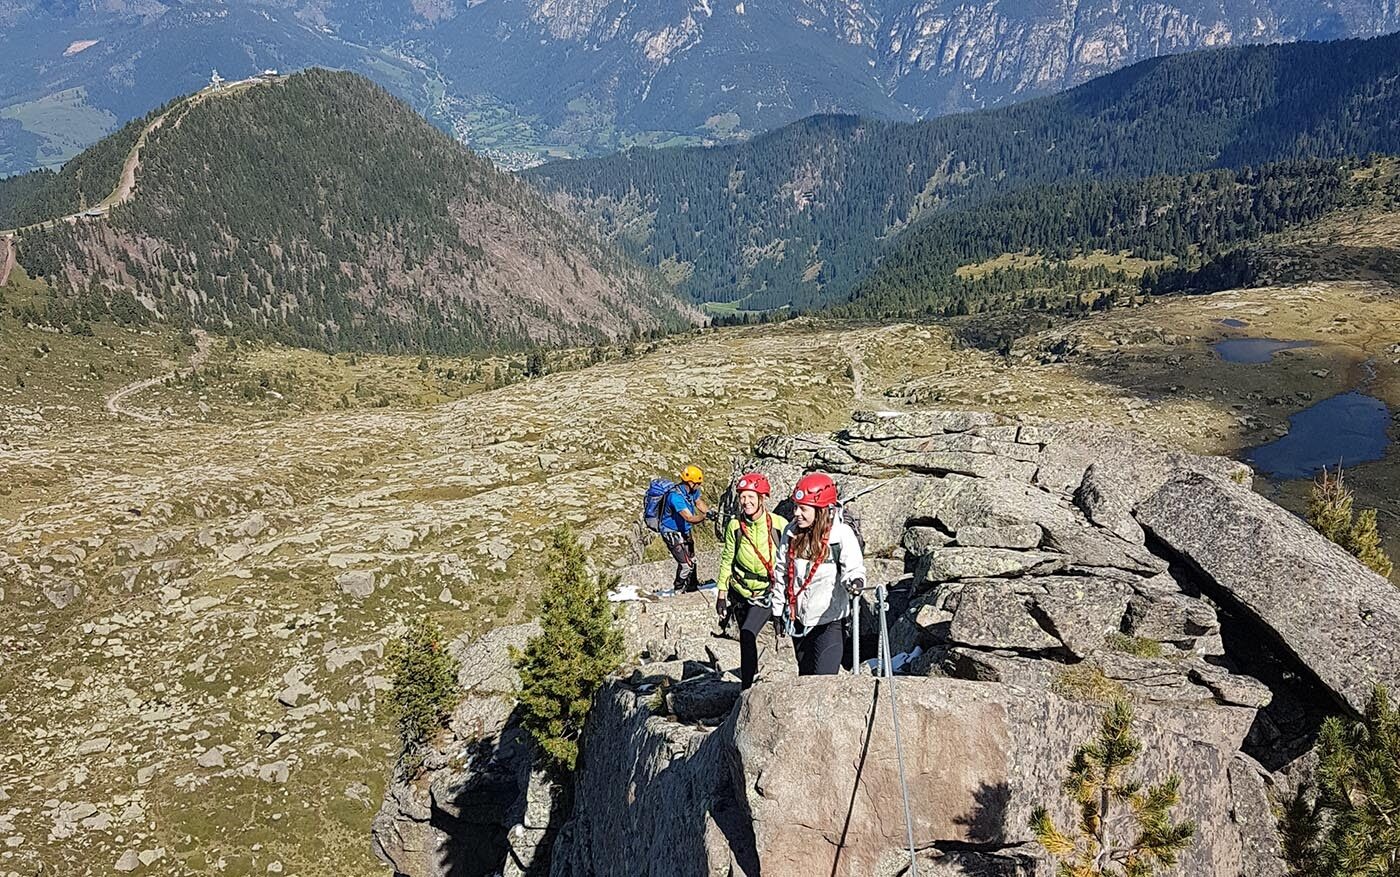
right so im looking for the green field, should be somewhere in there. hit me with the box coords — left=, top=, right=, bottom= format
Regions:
left=0, top=87, right=118, bottom=169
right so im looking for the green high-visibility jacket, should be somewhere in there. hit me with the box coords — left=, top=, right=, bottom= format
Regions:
left=717, top=511, right=788, bottom=600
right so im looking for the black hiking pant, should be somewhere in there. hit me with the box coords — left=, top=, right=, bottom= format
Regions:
left=662, top=529, right=698, bottom=591
left=794, top=619, right=844, bottom=676
left=732, top=595, right=771, bottom=689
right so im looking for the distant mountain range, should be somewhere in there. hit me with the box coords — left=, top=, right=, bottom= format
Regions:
left=4, top=71, right=689, bottom=353
left=2, top=0, right=1399, bottom=175
left=528, top=32, right=1400, bottom=313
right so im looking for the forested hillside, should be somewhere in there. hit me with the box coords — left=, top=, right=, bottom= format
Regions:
left=11, top=71, right=690, bottom=353
left=0, top=102, right=170, bottom=230
left=838, top=159, right=1398, bottom=319
left=3, top=0, right=1398, bottom=174
left=528, top=33, right=1400, bottom=313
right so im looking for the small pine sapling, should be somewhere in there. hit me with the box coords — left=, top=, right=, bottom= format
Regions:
left=1307, top=466, right=1355, bottom=545
left=1284, top=686, right=1400, bottom=876
left=385, top=617, right=461, bottom=774
left=1307, top=466, right=1394, bottom=579
left=512, top=527, right=625, bottom=774
left=1031, top=700, right=1196, bottom=876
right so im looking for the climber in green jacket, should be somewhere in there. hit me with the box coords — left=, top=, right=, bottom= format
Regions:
left=716, top=472, right=788, bottom=689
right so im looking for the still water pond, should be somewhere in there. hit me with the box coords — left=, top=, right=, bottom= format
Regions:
left=1211, top=338, right=1315, bottom=363
left=1245, top=392, right=1391, bottom=480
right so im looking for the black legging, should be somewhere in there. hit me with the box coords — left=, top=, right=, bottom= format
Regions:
left=794, top=619, right=844, bottom=676
left=733, top=596, right=771, bottom=689
left=661, top=529, right=698, bottom=591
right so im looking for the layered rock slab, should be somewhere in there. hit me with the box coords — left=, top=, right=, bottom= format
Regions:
left=1137, top=472, right=1400, bottom=714
left=550, top=675, right=1276, bottom=877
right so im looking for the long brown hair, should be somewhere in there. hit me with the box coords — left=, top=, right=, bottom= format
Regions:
left=789, top=505, right=834, bottom=563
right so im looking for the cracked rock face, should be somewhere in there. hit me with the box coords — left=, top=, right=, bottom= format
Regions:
left=385, top=408, right=1393, bottom=876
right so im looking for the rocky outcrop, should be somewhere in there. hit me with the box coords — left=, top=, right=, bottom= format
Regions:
left=372, top=622, right=550, bottom=877
left=733, top=678, right=1256, bottom=877
left=381, top=408, right=1398, bottom=876
left=1137, top=471, right=1400, bottom=714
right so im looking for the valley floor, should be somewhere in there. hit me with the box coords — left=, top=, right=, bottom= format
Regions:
left=1, top=280, right=1397, bottom=875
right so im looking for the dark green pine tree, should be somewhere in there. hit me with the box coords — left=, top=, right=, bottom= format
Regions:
left=1285, top=687, right=1400, bottom=876
left=512, top=527, right=624, bottom=774
left=385, top=617, right=462, bottom=774
left=1031, top=700, right=1197, bottom=876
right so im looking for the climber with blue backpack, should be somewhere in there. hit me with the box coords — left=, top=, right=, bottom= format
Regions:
left=772, top=471, right=867, bottom=676
left=715, top=472, right=787, bottom=689
left=644, top=465, right=711, bottom=594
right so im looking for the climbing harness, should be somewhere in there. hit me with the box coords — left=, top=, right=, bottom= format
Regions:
left=737, top=512, right=778, bottom=586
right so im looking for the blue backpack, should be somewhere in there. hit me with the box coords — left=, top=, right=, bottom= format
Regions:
left=643, top=479, right=679, bottom=532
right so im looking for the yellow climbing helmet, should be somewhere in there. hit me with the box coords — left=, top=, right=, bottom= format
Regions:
left=681, top=464, right=704, bottom=484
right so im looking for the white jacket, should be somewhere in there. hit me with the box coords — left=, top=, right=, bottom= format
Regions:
left=771, top=519, right=866, bottom=628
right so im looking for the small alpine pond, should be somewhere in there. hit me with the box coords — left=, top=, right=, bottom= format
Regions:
left=1245, top=391, right=1391, bottom=480
left=1211, top=338, right=1315, bottom=363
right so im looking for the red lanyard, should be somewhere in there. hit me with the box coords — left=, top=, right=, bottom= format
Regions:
left=785, top=527, right=829, bottom=622
left=738, top=512, right=776, bottom=582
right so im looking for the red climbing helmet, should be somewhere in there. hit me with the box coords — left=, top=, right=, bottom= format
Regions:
left=791, top=472, right=838, bottom=508
left=734, top=472, right=772, bottom=496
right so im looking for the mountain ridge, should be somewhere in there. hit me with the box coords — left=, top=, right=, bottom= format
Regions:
left=3, top=0, right=1399, bottom=173
left=7, top=70, right=692, bottom=353
left=527, top=32, right=1400, bottom=313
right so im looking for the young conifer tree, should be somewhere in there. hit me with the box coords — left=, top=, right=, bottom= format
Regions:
left=1284, top=686, right=1400, bottom=877
left=1031, top=700, right=1196, bottom=876
left=1307, top=466, right=1394, bottom=579
left=512, top=527, right=624, bottom=774
left=1308, top=466, right=1355, bottom=545
left=386, top=617, right=461, bottom=773
left=1344, top=508, right=1394, bottom=579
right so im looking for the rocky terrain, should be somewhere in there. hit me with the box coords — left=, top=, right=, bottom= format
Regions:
left=0, top=320, right=947, bottom=877
left=3, top=276, right=1397, bottom=875
left=375, top=406, right=1400, bottom=876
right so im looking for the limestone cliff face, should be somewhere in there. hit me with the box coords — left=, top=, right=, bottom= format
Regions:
left=876, top=0, right=1400, bottom=110
left=512, top=0, right=1400, bottom=120
left=374, top=408, right=1400, bottom=876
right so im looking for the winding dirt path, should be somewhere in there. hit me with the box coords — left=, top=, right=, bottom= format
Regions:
left=96, top=110, right=172, bottom=214
left=0, top=234, right=14, bottom=287
left=105, top=329, right=212, bottom=422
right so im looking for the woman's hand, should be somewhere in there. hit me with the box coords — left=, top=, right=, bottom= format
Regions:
left=846, top=577, right=866, bottom=595
left=715, top=594, right=728, bottom=621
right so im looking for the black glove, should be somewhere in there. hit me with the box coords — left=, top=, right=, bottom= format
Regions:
left=715, top=595, right=728, bottom=621
left=847, top=577, right=866, bottom=595
left=705, top=509, right=719, bottom=522
left=771, top=615, right=786, bottom=638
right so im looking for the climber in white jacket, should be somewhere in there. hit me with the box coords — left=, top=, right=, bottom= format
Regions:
left=772, top=471, right=867, bottom=676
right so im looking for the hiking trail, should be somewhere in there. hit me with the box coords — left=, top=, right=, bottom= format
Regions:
left=105, top=330, right=212, bottom=422
left=0, top=234, right=14, bottom=287
left=5, top=75, right=281, bottom=235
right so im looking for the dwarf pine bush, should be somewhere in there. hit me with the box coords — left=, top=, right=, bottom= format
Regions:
left=1031, top=700, right=1196, bottom=876
left=1306, top=467, right=1393, bottom=578
left=1283, top=687, right=1400, bottom=877
left=386, top=617, right=460, bottom=773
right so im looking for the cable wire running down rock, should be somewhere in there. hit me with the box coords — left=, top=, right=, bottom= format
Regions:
left=877, top=582, right=919, bottom=876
